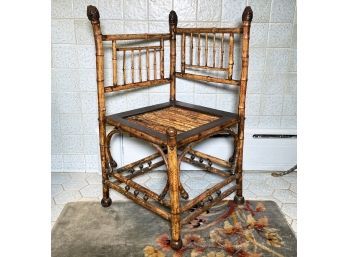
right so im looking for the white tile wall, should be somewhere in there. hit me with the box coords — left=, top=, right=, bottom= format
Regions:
left=51, top=0, right=297, bottom=172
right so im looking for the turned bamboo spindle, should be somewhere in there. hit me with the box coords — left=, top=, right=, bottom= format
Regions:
left=197, top=33, right=201, bottom=66
left=212, top=33, right=216, bottom=67
left=153, top=49, right=157, bottom=80
left=146, top=48, right=150, bottom=80
left=122, top=50, right=126, bottom=85
left=220, top=33, right=224, bottom=68
left=138, top=49, right=142, bottom=82
left=160, top=37, right=164, bottom=79
left=112, top=40, right=117, bottom=86
left=131, top=50, right=134, bottom=83
left=228, top=33, right=234, bottom=80
left=169, top=10, right=177, bottom=101
left=190, top=32, right=193, bottom=65
left=181, top=32, right=186, bottom=73
left=205, top=33, right=208, bottom=67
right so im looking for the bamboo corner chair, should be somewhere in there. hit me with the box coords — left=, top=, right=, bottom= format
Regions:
left=87, top=5, right=253, bottom=250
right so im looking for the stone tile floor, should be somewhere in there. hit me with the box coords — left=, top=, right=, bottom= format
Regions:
left=51, top=171, right=297, bottom=234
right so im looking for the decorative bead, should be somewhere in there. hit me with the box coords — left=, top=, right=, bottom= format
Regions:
left=143, top=194, right=148, bottom=201
left=125, top=185, right=130, bottom=191
left=208, top=160, right=212, bottom=167
left=190, top=154, right=195, bottom=160
left=134, top=190, right=139, bottom=196
left=147, top=161, right=152, bottom=167
left=199, top=158, right=204, bottom=163
left=208, top=195, right=213, bottom=202
left=216, top=190, right=221, bottom=196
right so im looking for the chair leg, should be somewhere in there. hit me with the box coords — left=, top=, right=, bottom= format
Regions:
left=234, top=124, right=245, bottom=205
left=166, top=128, right=183, bottom=250
left=100, top=134, right=112, bottom=207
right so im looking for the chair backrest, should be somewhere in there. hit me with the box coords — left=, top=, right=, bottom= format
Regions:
left=87, top=5, right=252, bottom=118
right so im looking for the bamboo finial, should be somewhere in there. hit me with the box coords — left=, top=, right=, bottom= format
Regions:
left=169, top=10, right=178, bottom=26
left=242, top=6, right=253, bottom=22
left=87, top=5, right=100, bottom=22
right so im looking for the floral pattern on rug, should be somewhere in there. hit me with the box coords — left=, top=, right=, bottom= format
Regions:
left=144, top=201, right=286, bottom=257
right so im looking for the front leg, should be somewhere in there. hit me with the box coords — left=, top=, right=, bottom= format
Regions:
left=166, top=128, right=183, bottom=250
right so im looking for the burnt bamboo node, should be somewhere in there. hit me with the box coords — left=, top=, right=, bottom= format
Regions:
left=139, top=164, right=143, bottom=170
left=147, top=161, right=152, bottom=167
left=100, top=197, right=112, bottom=207
left=125, top=185, right=130, bottom=191
left=208, top=195, right=213, bottom=202
left=216, top=190, right=221, bottom=196
left=242, top=6, right=253, bottom=22
left=233, top=195, right=245, bottom=205
left=169, top=10, right=178, bottom=26
left=208, top=160, right=212, bottom=166
left=110, top=160, right=117, bottom=168
left=170, top=239, right=183, bottom=250
left=199, top=158, right=204, bottom=163
left=87, top=5, right=100, bottom=22
left=143, top=194, right=149, bottom=201
left=134, top=190, right=139, bottom=196
left=190, top=154, right=195, bottom=160
left=159, top=192, right=166, bottom=200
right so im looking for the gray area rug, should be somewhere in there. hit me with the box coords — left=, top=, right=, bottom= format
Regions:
left=52, top=201, right=296, bottom=257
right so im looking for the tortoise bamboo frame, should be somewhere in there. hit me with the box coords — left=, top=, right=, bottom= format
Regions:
left=87, top=5, right=253, bottom=250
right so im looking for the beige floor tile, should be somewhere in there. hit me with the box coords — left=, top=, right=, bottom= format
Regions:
left=291, top=219, right=297, bottom=233
left=145, top=177, right=167, bottom=191
left=51, top=184, right=64, bottom=197
left=284, top=214, right=293, bottom=226
left=86, top=173, right=102, bottom=184
left=62, top=179, right=88, bottom=191
left=80, top=184, right=103, bottom=198
left=243, top=178, right=251, bottom=189
left=148, top=170, right=167, bottom=179
left=281, top=203, right=297, bottom=220
left=243, top=189, right=257, bottom=199
left=185, top=177, right=211, bottom=190
left=282, top=173, right=297, bottom=184
left=110, top=190, right=129, bottom=201
left=78, top=197, right=99, bottom=202
left=52, top=173, right=71, bottom=184
left=248, top=182, right=274, bottom=197
left=69, top=172, right=88, bottom=180
left=273, top=189, right=296, bottom=204
left=54, top=190, right=82, bottom=205
left=290, top=183, right=296, bottom=193
left=51, top=204, right=64, bottom=221
left=132, top=174, right=151, bottom=185
left=265, top=177, right=291, bottom=190
left=244, top=172, right=269, bottom=183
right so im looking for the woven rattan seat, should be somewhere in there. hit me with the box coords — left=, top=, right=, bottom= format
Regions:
left=87, top=4, right=253, bottom=250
